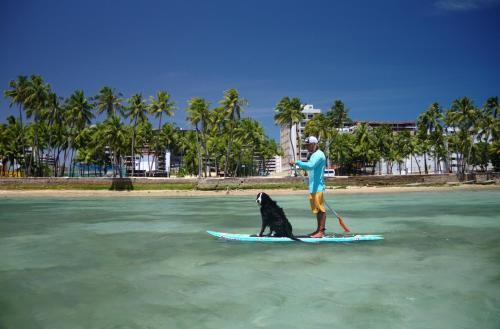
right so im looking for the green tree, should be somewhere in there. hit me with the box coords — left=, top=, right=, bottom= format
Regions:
left=4, top=76, right=29, bottom=175
left=274, top=97, right=304, bottom=167
left=65, top=90, right=95, bottom=176
left=101, top=116, right=129, bottom=177
left=304, top=113, right=336, bottom=166
left=135, top=120, right=153, bottom=175
left=94, top=86, right=124, bottom=119
left=373, top=125, right=393, bottom=174
left=149, top=91, right=176, bottom=130
left=23, top=75, right=51, bottom=176
left=417, top=102, right=444, bottom=174
left=126, top=94, right=149, bottom=176
left=43, top=92, right=64, bottom=176
left=186, top=97, right=210, bottom=177
left=330, top=132, right=355, bottom=175
left=233, top=118, right=265, bottom=176
left=483, top=96, right=499, bottom=119
left=152, top=123, right=176, bottom=175
left=353, top=123, right=378, bottom=174
left=326, top=100, right=352, bottom=128
left=220, top=89, right=247, bottom=177
left=445, top=97, right=479, bottom=176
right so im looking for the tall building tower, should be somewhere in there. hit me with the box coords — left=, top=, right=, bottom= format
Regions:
left=279, top=104, right=321, bottom=170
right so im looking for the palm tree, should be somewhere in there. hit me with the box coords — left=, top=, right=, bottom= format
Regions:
left=205, top=107, right=226, bottom=176
left=304, top=113, right=336, bottom=166
left=353, top=123, right=377, bottom=174
left=483, top=96, right=499, bottom=119
left=394, top=131, right=412, bottom=174
left=64, top=90, right=95, bottom=176
left=4, top=76, right=29, bottom=127
left=126, top=94, right=149, bottom=177
left=135, top=120, right=153, bottom=175
left=478, top=97, right=499, bottom=143
left=148, top=91, right=176, bottom=174
left=94, top=86, right=124, bottom=120
left=373, top=125, right=393, bottom=174
left=177, top=130, right=198, bottom=176
left=326, top=100, right=352, bottom=128
left=102, top=116, right=128, bottom=177
left=445, top=97, right=479, bottom=176
left=408, top=133, right=423, bottom=174
left=23, top=75, right=51, bottom=176
left=149, top=91, right=176, bottom=130
left=330, top=132, right=355, bottom=175
left=220, top=89, right=247, bottom=177
left=233, top=118, right=265, bottom=176
left=4, top=76, right=29, bottom=175
left=274, top=96, right=304, bottom=166
left=154, top=122, right=176, bottom=175
left=417, top=102, right=444, bottom=174
left=43, top=92, right=64, bottom=176
left=186, top=97, right=210, bottom=177
left=1, top=116, right=25, bottom=176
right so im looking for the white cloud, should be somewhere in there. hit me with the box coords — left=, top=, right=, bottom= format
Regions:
left=435, top=0, right=500, bottom=11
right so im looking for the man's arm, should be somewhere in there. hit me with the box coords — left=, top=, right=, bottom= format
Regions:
left=291, top=153, right=320, bottom=170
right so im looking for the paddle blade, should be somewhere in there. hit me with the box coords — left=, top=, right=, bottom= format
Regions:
left=337, top=216, right=350, bottom=233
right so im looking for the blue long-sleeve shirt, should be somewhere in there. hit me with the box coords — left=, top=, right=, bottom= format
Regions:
left=295, top=150, right=326, bottom=193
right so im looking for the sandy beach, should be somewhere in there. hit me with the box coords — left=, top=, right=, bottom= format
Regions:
left=0, top=184, right=497, bottom=198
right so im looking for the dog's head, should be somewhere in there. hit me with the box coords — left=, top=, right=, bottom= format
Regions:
left=256, top=192, right=272, bottom=207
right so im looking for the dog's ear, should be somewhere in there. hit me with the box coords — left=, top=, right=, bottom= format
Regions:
left=256, top=192, right=263, bottom=205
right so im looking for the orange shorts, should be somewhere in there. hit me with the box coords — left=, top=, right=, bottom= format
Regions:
left=309, top=192, right=326, bottom=214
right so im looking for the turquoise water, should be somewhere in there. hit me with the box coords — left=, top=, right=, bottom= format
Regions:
left=0, top=190, right=499, bottom=329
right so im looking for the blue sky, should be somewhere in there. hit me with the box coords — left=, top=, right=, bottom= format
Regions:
left=1, top=0, right=499, bottom=140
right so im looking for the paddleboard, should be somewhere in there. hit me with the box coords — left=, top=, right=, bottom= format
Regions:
left=207, top=230, right=383, bottom=243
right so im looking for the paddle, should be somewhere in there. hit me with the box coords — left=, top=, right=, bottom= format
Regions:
left=324, top=200, right=351, bottom=233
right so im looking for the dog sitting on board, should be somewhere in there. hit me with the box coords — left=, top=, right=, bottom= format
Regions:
left=255, top=192, right=300, bottom=241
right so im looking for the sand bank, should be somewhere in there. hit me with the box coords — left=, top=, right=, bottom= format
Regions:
left=0, top=184, right=497, bottom=198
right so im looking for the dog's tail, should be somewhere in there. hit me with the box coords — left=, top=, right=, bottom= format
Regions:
left=289, top=234, right=303, bottom=242
left=286, top=229, right=303, bottom=242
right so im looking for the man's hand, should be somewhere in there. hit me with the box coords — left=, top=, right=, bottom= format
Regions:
left=289, top=160, right=295, bottom=166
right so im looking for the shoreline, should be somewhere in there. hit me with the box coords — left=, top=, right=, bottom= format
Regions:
left=0, top=184, right=497, bottom=198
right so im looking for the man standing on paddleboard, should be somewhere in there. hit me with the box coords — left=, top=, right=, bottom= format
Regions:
left=289, top=136, right=327, bottom=238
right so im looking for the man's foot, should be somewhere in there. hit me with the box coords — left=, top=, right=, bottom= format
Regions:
left=307, top=230, right=318, bottom=237
left=309, top=229, right=325, bottom=238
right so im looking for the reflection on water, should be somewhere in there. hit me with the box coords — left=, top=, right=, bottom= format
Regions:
left=0, top=190, right=499, bottom=329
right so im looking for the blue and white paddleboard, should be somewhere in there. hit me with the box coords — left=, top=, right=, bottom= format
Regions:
left=207, top=230, right=383, bottom=243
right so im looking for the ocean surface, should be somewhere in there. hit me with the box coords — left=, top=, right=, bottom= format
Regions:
left=0, top=189, right=499, bottom=329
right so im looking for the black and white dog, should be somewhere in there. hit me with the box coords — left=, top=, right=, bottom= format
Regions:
left=255, top=192, right=300, bottom=241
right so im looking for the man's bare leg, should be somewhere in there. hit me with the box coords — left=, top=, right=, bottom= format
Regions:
left=310, top=211, right=326, bottom=238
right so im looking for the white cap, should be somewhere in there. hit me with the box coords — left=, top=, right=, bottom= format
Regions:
left=304, top=136, right=318, bottom=144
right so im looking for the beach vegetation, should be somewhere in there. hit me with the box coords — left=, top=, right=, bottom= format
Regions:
left=1, top=75, right=499, bottom=179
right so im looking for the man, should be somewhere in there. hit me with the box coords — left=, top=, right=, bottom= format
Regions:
left=289, top=136, right=327, bottom=238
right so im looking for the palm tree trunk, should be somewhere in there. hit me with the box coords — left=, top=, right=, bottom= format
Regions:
left=195, top=126, right=202, bottom=178
left=131, top=133, right=135, bottom=177
left=17, top=105, right=28, bottom=177
left=413, top=155, right=421, bottom=174
left=225, top=128, right=234, bottom=178
left=289, top=123, right=296, bottom=162
left=423, top=153, right=428, bottom=174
